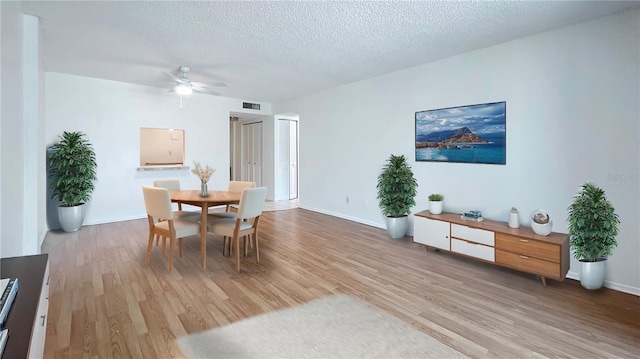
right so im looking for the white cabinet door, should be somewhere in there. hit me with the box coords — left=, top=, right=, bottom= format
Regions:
left=413, top=216, right=450, bottom=250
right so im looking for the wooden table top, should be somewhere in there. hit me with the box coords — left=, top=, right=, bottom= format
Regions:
left=169, top=190, right=241, bottom=207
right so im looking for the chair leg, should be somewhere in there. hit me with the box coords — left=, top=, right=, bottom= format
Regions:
left=234, top=234, right=240, bottom=273
left=243, top=236, right=249, bottom=258
left=222, top=237, right=228, bottom=256
left=161, top=236, right=166, bottom=254
left=254, top=233, right=260, bottom=263
left=178, top=237, right=183, bottom=257
left=154, top=234, right=159, bottom=246
left=168, top=237, right=174, bottom=272
left=146, top=231, right=154, bottom=264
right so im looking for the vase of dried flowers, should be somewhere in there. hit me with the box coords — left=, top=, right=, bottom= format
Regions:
left=191, top=161, right=215, bottom=197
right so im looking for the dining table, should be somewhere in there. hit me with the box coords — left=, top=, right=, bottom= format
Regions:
left=169, top=190, right=242, bottom=268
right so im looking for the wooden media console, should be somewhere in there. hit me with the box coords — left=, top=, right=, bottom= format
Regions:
left=413, top=211, right=570, bottom=286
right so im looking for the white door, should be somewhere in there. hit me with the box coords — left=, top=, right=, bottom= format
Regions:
left=241, top=122, right=262, bottom=186
left=276, top=119, right=298, bottom=200
left=288, top=120, right=298, bottom=199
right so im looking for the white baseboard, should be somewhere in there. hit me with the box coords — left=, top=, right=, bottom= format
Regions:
left=567, top=270, right=639, bottom=296
left=298, top=206, right=386, bottom=230
left=38, top=230, right=47, bottom=252
left=83, top=213, right=147, bottom=226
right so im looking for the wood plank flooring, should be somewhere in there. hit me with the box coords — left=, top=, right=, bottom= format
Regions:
left=41, top=208, right=639, bottom=358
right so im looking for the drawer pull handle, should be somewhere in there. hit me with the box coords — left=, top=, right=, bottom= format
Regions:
left=46, top=276, right=50, bottom=285
left=40, top=315, right=46, bottom=326
left=520, top=239, right=529, bottom=243
left=519, top=255, right=529, bottom=259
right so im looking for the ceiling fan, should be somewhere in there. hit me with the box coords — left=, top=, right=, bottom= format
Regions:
left=164, top=66, right=227, bottom=96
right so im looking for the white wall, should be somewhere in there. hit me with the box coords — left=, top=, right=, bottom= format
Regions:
left=274, top=9, right=640, bottom=293
left=45, top=73, right=271, bottom=226
left=1, top=3, right=25, bottom=258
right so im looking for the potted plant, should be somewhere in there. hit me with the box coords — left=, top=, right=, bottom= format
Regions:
left=48, top=131, right=97, bottom=232
left=428, top=193, right=444, bottom=214
left=376, top=154, right=418, bottom=238
left=567, top=183, right=619, bottom=290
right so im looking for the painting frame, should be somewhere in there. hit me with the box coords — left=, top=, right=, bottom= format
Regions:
left=415, top=101, right=506, bottom=165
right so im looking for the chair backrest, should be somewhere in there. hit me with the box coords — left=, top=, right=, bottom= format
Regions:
left=142, top=186, right=174, bottom=220
left=153, top=179, right=181, bottom=191
left=237, top=187, right=268, bottom=220
left=228, top=181, right=255, bottom=193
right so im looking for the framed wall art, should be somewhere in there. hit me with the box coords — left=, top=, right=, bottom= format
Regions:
left=415, top=101, right=506, bottom=165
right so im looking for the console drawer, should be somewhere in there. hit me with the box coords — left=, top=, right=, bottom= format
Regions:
left=495, top=233, right=559, bottom=262
left=495, top=249, right=560, bottom=278
left=451, top=223, right=494, bottom=246
left=451, top=239, right=495, bottom=262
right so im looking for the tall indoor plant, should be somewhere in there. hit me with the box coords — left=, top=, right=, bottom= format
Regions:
left=376, top=154, right=418, bottom=239
left=48, top=131, right=97, bottom=232
left=567, top=182, right=619, bottom=290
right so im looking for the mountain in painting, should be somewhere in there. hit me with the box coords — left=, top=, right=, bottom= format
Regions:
left=416, top=127, right=487, bottom=143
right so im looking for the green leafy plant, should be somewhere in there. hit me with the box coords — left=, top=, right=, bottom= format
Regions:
left=376, top=154, right=418, bottom=217
left=568, top=183, right=619, bottom=262
left=48, top=131, right=97, bottom=207
left=428, top=193, right=443, bottom=201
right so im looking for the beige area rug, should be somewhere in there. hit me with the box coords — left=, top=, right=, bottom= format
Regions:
left=177, top=294, right=467, bottom=359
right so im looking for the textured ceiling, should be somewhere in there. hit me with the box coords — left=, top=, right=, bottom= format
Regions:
left=20, top=1, right=638, bottom=103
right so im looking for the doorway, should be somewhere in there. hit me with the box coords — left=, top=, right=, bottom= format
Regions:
left=276, top=118, right=298, bottom=201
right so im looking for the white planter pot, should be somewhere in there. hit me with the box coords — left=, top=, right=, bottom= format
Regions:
left=385, top=216, right=408, bottom=239
left=428, top=201, right=443, bottom=215
left=580, top=259, right=607, bottom=290
left=58, top=203, right=86, bottom=232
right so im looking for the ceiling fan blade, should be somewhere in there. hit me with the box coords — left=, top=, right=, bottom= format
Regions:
left=194, top=88, right=221, bottom=96
left=163, top=71, right=186, bottom=85
left=191, top=81, right=227, bottom=87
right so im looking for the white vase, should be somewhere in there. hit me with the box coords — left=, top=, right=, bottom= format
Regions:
left=429, top=201, right=443, bottom=214
left=508, top=211, right=520, bottom=228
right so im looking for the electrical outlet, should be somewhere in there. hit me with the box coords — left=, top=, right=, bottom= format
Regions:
left=345, top=196, right=350, bottom=204
left=363, top=200, right=368, bottom=207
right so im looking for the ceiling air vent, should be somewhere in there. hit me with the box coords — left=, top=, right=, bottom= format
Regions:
left=242, top=102, right=261, bottom=110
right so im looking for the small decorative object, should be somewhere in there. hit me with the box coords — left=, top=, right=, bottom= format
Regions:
left=376, top=154, right=418, bottom=239
left=508, top=207, right=520, bottom=228
left=461, top=210, right=483, bottom=221
left=428, top=193, right=444, bottom=214
left=531, top=209, right=552, bottom=236
left=568, top=183, right=619, bottom=290
left=191, top=161, right=215, bottom=197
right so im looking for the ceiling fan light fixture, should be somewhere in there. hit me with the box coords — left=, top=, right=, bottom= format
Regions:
left=176, top=83, right=192, bottom=95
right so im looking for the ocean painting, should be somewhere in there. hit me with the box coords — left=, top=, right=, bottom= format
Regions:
left=415, top=101, right=506, bottom=164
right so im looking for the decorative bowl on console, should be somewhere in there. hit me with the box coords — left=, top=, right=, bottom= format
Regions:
left=531, top=209, right=552, bottom=236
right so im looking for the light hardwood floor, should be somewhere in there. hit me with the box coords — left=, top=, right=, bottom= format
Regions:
left=42, top=208, right=639, bottom=358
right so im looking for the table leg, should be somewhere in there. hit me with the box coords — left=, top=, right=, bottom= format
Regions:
left=201, top=203, right=208, bottom=268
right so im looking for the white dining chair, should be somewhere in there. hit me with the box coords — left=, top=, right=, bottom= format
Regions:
left=207, top=187, right=268, bottom=272
left=226, top=181, right=255, bottom=212
left=142, top=186, right=201, bottom=272
left=153, top=179, right=199, bottom=251
left=206, top=181, right=256, bottom=253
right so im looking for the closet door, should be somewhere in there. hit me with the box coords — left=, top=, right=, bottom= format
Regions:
left=241, top=122, right=263, bottom=186
left=276, top=119, right=299, bottom=200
